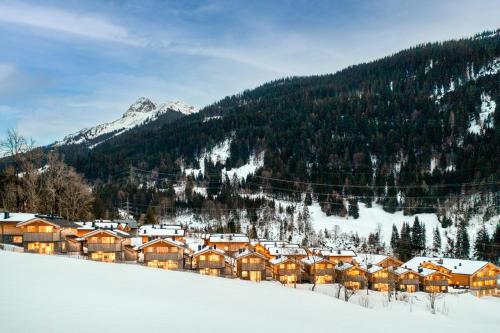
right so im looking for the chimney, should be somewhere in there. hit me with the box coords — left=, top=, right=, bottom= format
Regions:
left=3, top=211, right=10, bottom=219
left=198, top=245, right=202, bottom=251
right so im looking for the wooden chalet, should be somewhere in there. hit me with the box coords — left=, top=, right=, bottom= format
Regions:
left=318, top=249, right=357, bottom=264
left=269, top=256, right=302, bottom=284
left=16, top=216, right=78, bottom=255
left=335, top=262, right=368, bottom=290
left=137, top=238, right=185, bottom=269
left=137, top=224, right=185, bottom=243
left=0, top=212, right=33, bottom=246
left=79, top=229, right=127, bottom=262
left=394, top=267, right=421, bottom=293
left=191, top=247, right=231, bottom=277
left=355, top=253, right=403, bottom=269
left=235, top=250, right=267, bottom=282
left=204, top=234, right=250, bottom=256
left=301, top=256, right=335, bottom=284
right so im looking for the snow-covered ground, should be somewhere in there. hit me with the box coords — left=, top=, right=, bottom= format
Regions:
left=0, top=251, right=498, bottom=333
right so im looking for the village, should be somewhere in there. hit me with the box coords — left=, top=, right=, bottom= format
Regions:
left=1, top=211, right=498, bottom=298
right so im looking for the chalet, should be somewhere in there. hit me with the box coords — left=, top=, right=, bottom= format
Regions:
left=0, top=212, right=35, bottom=246
left=78, top=229, right=127, bottom=262
left=269, top=256, right=302, bottom=284
left=235, top=250, right=267, bottom=282
left=17, top=216, right=78, bottom=254
left=138, top=224, right=185, bottom=243
left=265, top=245, right=308, bottom=261
left=301, top=256, right=335, bottom=284
left=335, top=262, right=367, bottom=290
left=394, top=267, right=421, bottom=293
left=191, top=247, right=231, bottom=277
left=404, top=257, right=499, bottom=296
left=205, top=233, right=250, bottom=256
left=355, top=253, right=403, bottom=268
left=137, top=238, right=185, bottom=270
left=75, top=220, right=137, bottom=238
left=365, top=265, right=399, bottom=292
left=318, top=249, right=356, bottom=264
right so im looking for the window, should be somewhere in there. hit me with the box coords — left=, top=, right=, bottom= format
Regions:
left=12, top=236, right=22, bottom=243
left=101, top=237, right=115, bottom=244
left=280, top=264, right=285, bottom=269
left=209, top=255, right=219, bottom=262
left=157, top=247, right=168, bottom=253
left=242, top=271, right=248, bottom=278
left=250, top=257, right=260, bottom=264
left=39, top=226, right=53, bottom=233
left=242, top=258, right=248, bottom=263
left=289, top=263, right=295, bottom=269
left=200, top=255, right=206, bottom=260
left=27, top=226, right=36, bottom=233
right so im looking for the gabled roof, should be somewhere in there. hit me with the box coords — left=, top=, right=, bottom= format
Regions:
left=393, top=267, right=421, bottom=277
left=354, top=253, right=400, bottom=266
left=17, top=217, right=62, bottom=228
left=268, top=246, right=307, bottom=256
left=137, top=237, right=185, bottom=250
left=192, top=246, right=226, bottom=257
left=0, top=212, right=36, bottom=223
left=207, top=233, right=249, bottom=243
left=138, top=224, right=185, bottom=237
left=235, top=250, right=267, bottom=260
left=335, top=262, right=367, bottom=273
left=301, top=256, right=332, bottom=266
left=402, top=256, right=491, bottom=275
left=269, top=256, right=300, bottom=265
left=365, top=264, right=385, bottom=274
left=320, top=249, right=356, bottom=257
left=78, top=229, right=125, bottom=240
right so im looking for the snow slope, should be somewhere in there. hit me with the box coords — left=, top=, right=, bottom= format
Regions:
left=54, top=97, right=198, bottom=148
left=0, top=251, right=498, bottom=333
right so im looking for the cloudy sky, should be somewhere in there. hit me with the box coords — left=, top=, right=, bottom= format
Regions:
left=1, top=0, right=500, bottom=144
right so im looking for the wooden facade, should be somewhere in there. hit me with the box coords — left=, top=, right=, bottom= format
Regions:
left=301, top=256, right=335, bottom=284
left=395, top=269, right=421, bottom=293
left=17, top=218, right=77, bottom=254
left=192, top=248, right=228, bottom=277
left=335, top=263, right=367, bottom=290
left=80, top=229, right=125, bottom=262
left=235, top=251, right=267, bottom=282
left=138, top=238, right=185, bottom=269
left=269, top=257, right=302, bottom=284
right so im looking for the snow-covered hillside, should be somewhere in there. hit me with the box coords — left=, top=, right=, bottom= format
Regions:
left=54, top=97, right=198, bottom=148
left=0, top=251, right=498, bottom=333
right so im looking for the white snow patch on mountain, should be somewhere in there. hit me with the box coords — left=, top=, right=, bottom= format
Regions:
left=184, top=138, right=232, bottom=176
left=223, top=151, right=264, bottom=181
left=468, top=92, right=496, bottom=135
left=54, top=97, right=198, bottom=148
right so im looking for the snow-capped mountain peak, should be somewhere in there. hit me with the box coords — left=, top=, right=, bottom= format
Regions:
left=54, top=97, right=198, bottom=148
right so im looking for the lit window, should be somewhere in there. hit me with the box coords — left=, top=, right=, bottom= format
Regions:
left=242, top=271, right=248, bottom=277
left=12, top=236, right=22, bottom=243
left=242, top=258, right=248, bottom=263
left=200, top=255, right=206, bottom=260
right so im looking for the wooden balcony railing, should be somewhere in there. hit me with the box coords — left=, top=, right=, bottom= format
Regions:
left=470, top=284, right=499, bottom=291
left=23, top=233, right=60, bottom=242
left=425, top=280, right=448, bottom=286
left=197, top=260, right=225, bottom=269
left=346, top=275, right=366, bottom=283
left=144, top=252, right=182, bottom=261
left=278, top=268, right=300, bottom=276
left=313, top=268, right=334, bottom=276
left=473, top=275, right=498, bottom=282
left=87, top=243, right=121, bottom=252
left=241, top=263, right=265, bottom=271
left=400, top=279, right=420, bottom=285
left=372, top=277, right=389, bottom=284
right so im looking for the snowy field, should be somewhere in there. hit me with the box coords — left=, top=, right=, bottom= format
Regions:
left=0, top=251, right=499, bottom=333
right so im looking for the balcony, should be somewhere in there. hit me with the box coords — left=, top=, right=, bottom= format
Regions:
left=473, top=275, right=498, bottom=282
left=23, top=233, right=60, bottom=242
left=346, top=275, right=366, bottom=283
left=313, top=268, right=334, bottom=276
left=278, top=268, right=300, bottom=276
left=241, top=263, right=265, bottom=271
left=197, top=260, right=225, bottom=269
left=470, top=284, right=499, bottom=291
left=426, top=280, right=448, bottom=286
left=372, top=277, right=389, bottom=284
left=400, top=279, right=420, bottom=285
left=145, top=252, right=182, bottom=261
left=87, top=243, right=121, bottom=252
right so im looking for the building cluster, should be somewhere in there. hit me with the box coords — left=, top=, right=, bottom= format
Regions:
left=1, top=212, right=498, bottom=297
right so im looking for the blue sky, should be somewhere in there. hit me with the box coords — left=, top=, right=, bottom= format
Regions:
left=1, top=0, right=500, bottom=144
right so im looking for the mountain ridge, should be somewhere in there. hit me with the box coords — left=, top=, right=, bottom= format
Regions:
left=53, top=97, right=198, bottom=148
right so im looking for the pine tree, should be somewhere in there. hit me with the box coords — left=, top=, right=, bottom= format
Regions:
left=411, top=217, right=423, bottom=254
left=474, top=226, right=491, bottom=261
left=492, top=224, right=500, bottom=264
left=390, top=224, right=399, bottom=250
left=348, top=199, right=359, bottom=219
left=455, top=222, right=470, bottom=258
left=432, top=226, right=442, bottom=253
left=398, top=222, right=413, bottom=261
left=304, top=192, right=312, bottom=206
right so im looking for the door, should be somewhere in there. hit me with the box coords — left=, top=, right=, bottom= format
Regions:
left=250, top=271, right=261, bottom=282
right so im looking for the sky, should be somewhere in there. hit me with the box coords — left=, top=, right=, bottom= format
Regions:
left=1, top=0, right=500, bottom=145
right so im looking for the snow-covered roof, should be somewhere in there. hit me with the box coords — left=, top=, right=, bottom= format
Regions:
left=207, top=233, right=249, bottom=243
left=138, top=224, right=185, bottom=237
left=267, top=246, right=307, bottom=256
left=0, top=212, right=36, bottom=223
left=137, top=237, right=185, bottom=250
left=335, top=262, right=367, bottom=272
left=77, top=229, right=127, bottom=240
left=364, top=264, right=384, bottom=274
left=354, top=253, right=390, bottom=266
left=320, top=249, right=356, bottom=257
left=260, top=241, right=293, bottom=249
left=193, top=246, right=226, bottom=257
left=269, top=256, right=301, bottom=265
left=403, top=256, right=493, bottom=275
left=234, top=250, right=267, bottom=260
left=301, top=256, right=331, bottom=266
left=76, top=221, right=127, bottom=230
left=393, top=266, right=420, bottom=276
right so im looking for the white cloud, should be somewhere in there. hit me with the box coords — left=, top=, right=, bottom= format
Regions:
left=0, top=1, right=144, bottom=46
